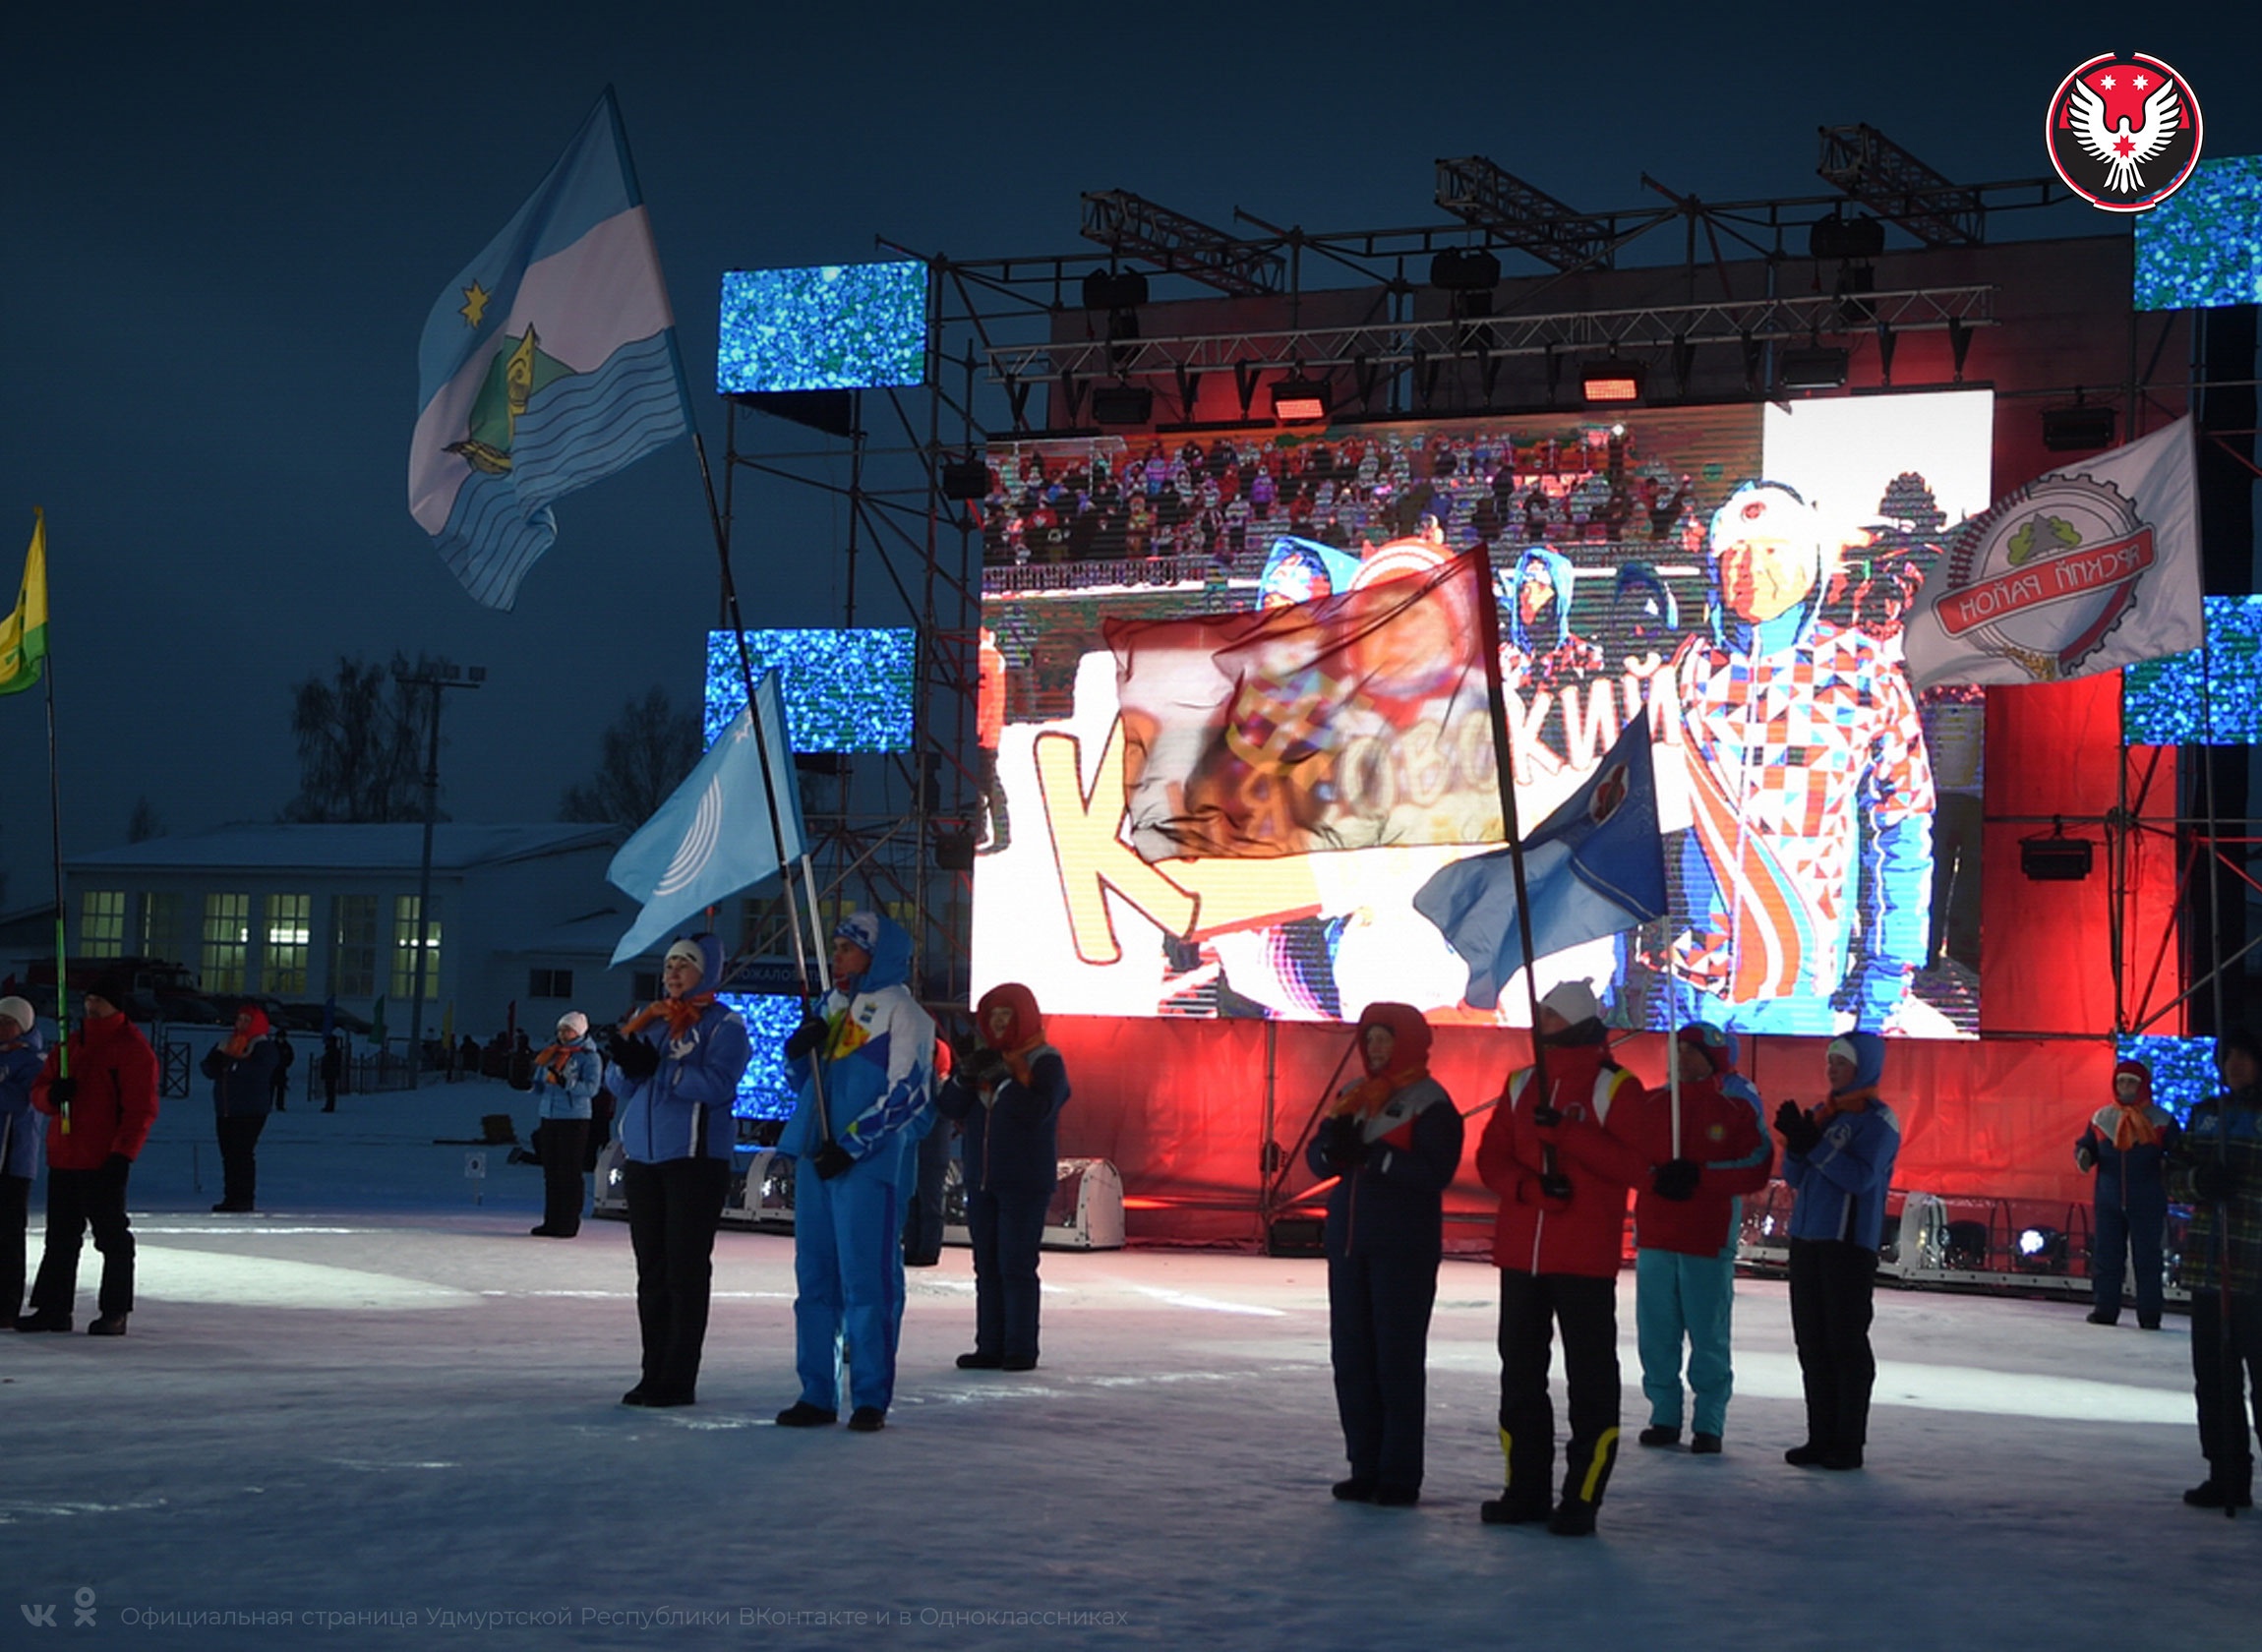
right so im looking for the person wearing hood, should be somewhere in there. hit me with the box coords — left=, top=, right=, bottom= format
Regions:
left=2169, top=1030, right=2262, bottom=1509
left=1474, top=978, right=1652, bottom=1537
left=202, top=1004, right=280, bottom=1213
left=1774, top=1031, right=1902, bottom=1471
left=1666, top=482, right=1935, bottom=1034
left=775, top=912, right=936, bottom=1433
left=2076, top=1059, right=2175, bottom=1328
left=530, top=1011, right=602, bottom=1238
left=0, top=994, right=45, bottom=1325
left=603, top=934, right=750, bottom=1408
left=1307, top=1001, right=1462, bottom=1507
left=19, top=971, right=158, bottom=1335
left=935, top=981, right=1070, bottom=1374
left=1498, top=544, right=1603, bottom=691
left=1625, top=1023, right=1773, bottom=1453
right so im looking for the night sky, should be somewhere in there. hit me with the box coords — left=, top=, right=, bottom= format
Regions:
left=3, top=3, right=2254, bottom=911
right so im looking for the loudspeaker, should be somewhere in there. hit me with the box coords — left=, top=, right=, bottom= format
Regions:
left=1267, top=1214, right=1327, bottom=1258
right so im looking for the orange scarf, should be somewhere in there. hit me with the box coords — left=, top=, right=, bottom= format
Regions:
left=2111, top=1101, right=2163, bottom=1151
left=1818, top=1085, right=1877, bottom=1123
left=534, top=1040, right=580, bottom=1080
left=622, top=995, right=715, bottom=1043
left=1333, top=1053, right=1433, bottom=1121
left=997, top=1035, right=1042, bottom=1088
left=220, top=1030, right=258, bottom=1059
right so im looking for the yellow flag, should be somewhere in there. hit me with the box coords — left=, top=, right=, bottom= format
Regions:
left=0, top=509, right=49, bottom=696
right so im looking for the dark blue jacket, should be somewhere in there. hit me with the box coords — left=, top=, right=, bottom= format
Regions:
left=935, top=1045, right=1067, bottom=1197
left=0, top=1031, right=43, bottom=1180
left=2078, top=1102, right=2176, bottom=1213
left=203, top=1035, right=279, bottom=1120
left=1307, top=1077, right=1463, bottom=1262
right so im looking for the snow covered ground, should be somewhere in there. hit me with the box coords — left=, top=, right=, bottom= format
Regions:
left=5, top=1078, right=2254, bottom=1650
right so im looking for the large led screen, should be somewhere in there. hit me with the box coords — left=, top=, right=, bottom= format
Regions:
left=716, top=262, right=928, bottom=393
left=703, top=628, right=917, bottom=752
left=971, top=391, right=1994, bottom=1037
left=2123, top=595, right=2262, bottom=744
left=2135, top=156, right=2262, bottom=312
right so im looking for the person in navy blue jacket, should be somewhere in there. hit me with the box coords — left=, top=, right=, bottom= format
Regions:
left=935, top=981, right=1068, bottom=1373
left=1308, top=1001, right=1464, bottom=1506
left=1774, top=1032, right=1901, bottom=1471
left=2077, top=1059, right=2176, bottom=1329
left=202, top=1005, right=280, bottom=1213
left=0, top=995, right=44, bottom=1325
left=604, top=934, right=750, bottom=1408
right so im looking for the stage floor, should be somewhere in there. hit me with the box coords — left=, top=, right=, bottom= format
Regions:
left=7, top=1078, right=2253, bottom=1649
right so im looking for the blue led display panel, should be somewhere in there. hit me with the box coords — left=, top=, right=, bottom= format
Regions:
left=716, top=263, right=928, bottom=394
left=703, top=628, right=917, bottom=753
left=2135, top=156, right=2262, bottom=312
left=2122, top=596, right=2262, bottom=744
left=720, top=993, right=804, bottom=1120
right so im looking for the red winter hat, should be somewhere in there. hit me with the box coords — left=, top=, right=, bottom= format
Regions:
left=2111, top=1059, right=2151, bottom=1104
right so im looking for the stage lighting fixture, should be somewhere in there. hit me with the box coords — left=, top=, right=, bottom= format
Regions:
left=940, top=456, right=990, bottom=501
left=1272, top=376, right=1331, bottom=423
left=1809, top=213, right=1886, bottom=262
left=2042, top=403, right=2118, bottom=452
left=2014, top=1225, right=2069, bottom=1274
left=2021, top=826, right=2094, bottom=882
left=933, top=826, right=977, bottom=871
left=1579, top=358, right=1644, bottom=404
left=1429, top=246, right=1502, bottom=290
left=1779, top=346, right=1850, bottom=390
left=1266, top=1214, right=1327, bottom=1258
left=1091, top=384, right=1154, bottom=426
left=1081, top=269, right=1149, bottom=312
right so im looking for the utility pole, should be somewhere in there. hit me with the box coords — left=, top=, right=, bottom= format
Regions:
left=392, top=659, right=485, bottom=1080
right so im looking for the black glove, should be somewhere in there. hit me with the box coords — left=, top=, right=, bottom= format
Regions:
left=47, top=1075, right=77, bottom=1107
left=1652, top=1158, right=1701, bottom=1202
left=784, top=1011, right=829, bottom=1061
left=2074, top=1138, right=2098, bottom=1173
left=812, top=1142, right=856, bottom=1181
left=1530, top=1099, right=1564, bottom=1129
left=607, top=1032, right=660, bottom=1083
left=966, top=1047, right=1010, bottom=1092
left=1538, top=1171, right=1575, bottom=1203
left=103, top=1152, right=132, bottom=1175
left=1775, top=1100, right=1821, bottom=1156
left=1322, top=1118, right=1369, bottom=1172
left=2191, top=1160, right=2238, bottom=1203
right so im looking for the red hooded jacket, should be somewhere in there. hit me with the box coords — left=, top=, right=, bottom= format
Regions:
left=1477, top=1039, right=1648, bottom=1278
left=32, top=1009, right=160, bottom=1169
left=1623, top=1071, right=1773, bottom=1258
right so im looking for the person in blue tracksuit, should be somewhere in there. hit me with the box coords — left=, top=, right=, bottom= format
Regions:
left=529, top=1011, right=603, bottom=1239
left=2076, top=1059, right=2176, bottom=1329
left=935, top=981, right=1068, bottom=1373
left=0, top=995, right=45, bottom=1325
left=1308, top=1001, right=1463, bottom=1507
left=605, top=934, right=750, bottom=1408
left=1775, top=1032, right=1901, bottom=1471
left=775, top=912, right=936, bottom=1433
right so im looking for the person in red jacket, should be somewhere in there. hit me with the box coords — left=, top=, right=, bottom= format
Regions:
left=1475, top=979, right=1653, bottom=1536
left=1624, top=1023, right=1774, bottom=1453
left=17, top=970, right=159, bottom=1336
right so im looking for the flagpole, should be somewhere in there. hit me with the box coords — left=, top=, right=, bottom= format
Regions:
left=1666, top=952, right=1682, bottom=1159
left=1471, top=549, right=1554, bottom=1104
left=33, top=511, right=70, bottom=1129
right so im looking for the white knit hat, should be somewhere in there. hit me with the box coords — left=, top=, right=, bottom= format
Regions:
left=0, top=995, right=33, bottom=1032
left=557, top=1011, right=589, bottom=1040
left=1538, top=978, right=1602, bottom=1027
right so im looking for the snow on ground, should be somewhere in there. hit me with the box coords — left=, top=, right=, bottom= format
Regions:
left=4, top=1078, right=2255, bottom=1650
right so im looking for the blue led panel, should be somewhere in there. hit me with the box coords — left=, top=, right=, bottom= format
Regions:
left=716, top=263, right=928, bottom=393
left=2135, top=156, right=2262, bottom=313
left=2114, top=1033, right=2220, bottom=1126
left=704, top=628, right=917, bottom=753
left=720, top=993, right=803, bottom=1120
left=2122, top=596, right=2262, bottom=744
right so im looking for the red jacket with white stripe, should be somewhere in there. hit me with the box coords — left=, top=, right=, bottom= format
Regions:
left=1477, top=1041, right=1648, bottom=1278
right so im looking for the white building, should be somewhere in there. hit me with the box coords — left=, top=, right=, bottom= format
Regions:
left=60, top=824, right=645, bottom=1040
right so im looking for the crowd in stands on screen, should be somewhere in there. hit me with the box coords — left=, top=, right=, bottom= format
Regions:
left=978, top=430, right=1703, bottom=570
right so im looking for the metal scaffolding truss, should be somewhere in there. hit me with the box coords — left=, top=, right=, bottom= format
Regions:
left=982, top=282, right=1997, bottom=389
left=1816, top=124, right=1996, bottom=246
left=1080, top=190, right=1285, bottom=297
left=1434, top=155, right=1618, bottom=271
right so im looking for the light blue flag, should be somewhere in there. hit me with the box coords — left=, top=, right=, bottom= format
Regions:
left=409, top=88, right=689, bottom=610
left=609, top=672, right=805, bottom=965
left=1412, top=719, right=1669, bottom=1010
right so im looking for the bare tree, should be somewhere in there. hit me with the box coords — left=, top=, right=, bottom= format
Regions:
left=126, top=796, right=163, bottom=843
left=280, top=653, right=435, bottom=824
left=560, top=686, right=702, bottom=826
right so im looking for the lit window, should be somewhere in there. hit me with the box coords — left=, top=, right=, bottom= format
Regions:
left=333, top=895, right=380, bottom=998
left=79, top=890, right=126, bottom=959
left=266, top=894, right=311, bottom=996
left=202, top=894, right=252, bottom=994
left=391, top=896, right=441, bottom=1001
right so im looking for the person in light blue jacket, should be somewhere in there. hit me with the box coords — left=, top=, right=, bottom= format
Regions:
left=529, top=1011, right=603, bottom=1239
left=774, top=912, right=935, bottom=1434
left=1774, top=1032, right=1901, bottom=1472
left=0, top=995, right=45, bottom=1325
left=604, top=935, right=750, bottom=1408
